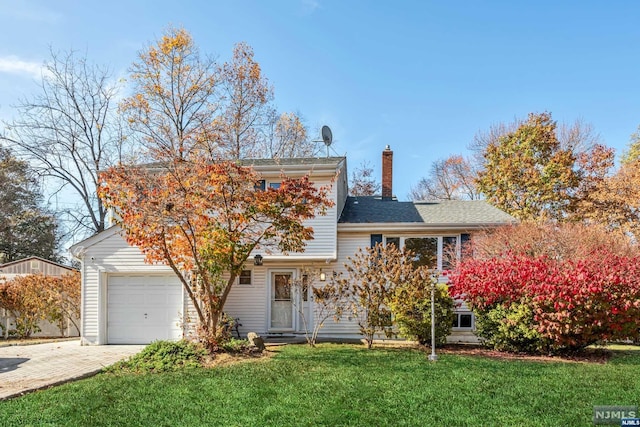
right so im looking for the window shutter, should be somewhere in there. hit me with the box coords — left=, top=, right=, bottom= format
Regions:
left=370, top=234, right=383, bottom=248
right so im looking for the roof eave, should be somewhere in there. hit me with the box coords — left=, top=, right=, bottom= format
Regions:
left=143, top=158, right=346, bottom=176
left=337, top=221, right=515, bottom=232
left=250, top=160, right=345, bottom=175
left=0, top=256, right=77, bottom=271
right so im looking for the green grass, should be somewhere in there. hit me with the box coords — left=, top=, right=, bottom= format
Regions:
left=1, top=344, right=639, bottom=426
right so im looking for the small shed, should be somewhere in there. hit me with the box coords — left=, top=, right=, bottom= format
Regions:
left=0, top=256, right=75, bottom=277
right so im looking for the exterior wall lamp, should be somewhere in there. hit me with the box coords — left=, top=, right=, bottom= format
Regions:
left=254, top=254, right=263, bottom=266
left=319, top=270, right=326, bottom=281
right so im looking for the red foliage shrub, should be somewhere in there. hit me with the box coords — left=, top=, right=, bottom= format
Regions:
left=450, top=251, right=640, bottom=351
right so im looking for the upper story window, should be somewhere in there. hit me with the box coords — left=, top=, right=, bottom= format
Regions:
left=254, top=180, right=282, bottom=191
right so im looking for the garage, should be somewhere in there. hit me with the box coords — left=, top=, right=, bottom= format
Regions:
left=107, top=274, right=184, bottom=344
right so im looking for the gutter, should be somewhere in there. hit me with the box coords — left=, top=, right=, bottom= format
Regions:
left=337, top=222, right=516, bottom=232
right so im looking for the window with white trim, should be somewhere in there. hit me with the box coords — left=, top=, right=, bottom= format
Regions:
left=405, top=237, right=438, bottom=268
left=385, top=237, right=400, bottom=248
left=238, top=269, right=252, bottom=285
left=302, top=274, right=309, bottom=302
left=442, top=236, right=458, bottom=270
left=452, top=312, right=474, bottom=330
left=383, top=235, right=461, bottom=270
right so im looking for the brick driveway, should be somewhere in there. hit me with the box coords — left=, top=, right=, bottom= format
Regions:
left=0, top=340, right=144, bottom=400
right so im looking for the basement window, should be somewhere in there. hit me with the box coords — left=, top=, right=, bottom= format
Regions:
left=452, top=313, right=474, bottom=330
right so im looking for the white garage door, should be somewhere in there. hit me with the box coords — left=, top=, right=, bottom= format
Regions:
left=107, top=274, right=183, bottom=344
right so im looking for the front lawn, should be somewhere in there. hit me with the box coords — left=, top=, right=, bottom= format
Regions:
left=1, top=344, right=639, bottom=426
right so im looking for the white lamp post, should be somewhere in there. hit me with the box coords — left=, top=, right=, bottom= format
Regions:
left=428, top=271, right=438, bottom=361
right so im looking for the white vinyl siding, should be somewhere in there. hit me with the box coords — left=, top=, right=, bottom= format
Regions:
left=250, top=175, right=339, bottom=260
left=315, top=233, right=369, bottom=338
left=223, top=267, right=268, bottom=336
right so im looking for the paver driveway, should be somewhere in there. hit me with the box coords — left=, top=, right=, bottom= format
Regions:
left=0, top=340, right=144, bottom=400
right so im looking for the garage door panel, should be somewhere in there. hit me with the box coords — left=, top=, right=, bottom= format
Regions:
left=107, top=274, right=183, bottom=344
left=147, top=292, right=176, bottom=306
left=110, top=293, right=145, bottom=306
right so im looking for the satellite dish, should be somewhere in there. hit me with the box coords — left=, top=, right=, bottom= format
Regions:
left=321, top=125, right=333, bottom=157
left=321, top=125, right=333, bottom=146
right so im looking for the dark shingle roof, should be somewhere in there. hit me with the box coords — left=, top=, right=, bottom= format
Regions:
left=338, top=197, right=516, bottom=225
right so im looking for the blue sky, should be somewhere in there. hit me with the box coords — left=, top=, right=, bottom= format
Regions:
left=1, top=1, right=640, bottom=201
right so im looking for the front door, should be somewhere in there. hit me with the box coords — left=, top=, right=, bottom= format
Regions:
left=296, top=274, right=313, bottom=333
left=270, top=271, right=294, bottom=331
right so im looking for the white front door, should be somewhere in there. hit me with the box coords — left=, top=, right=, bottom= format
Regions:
left=270, top=271, right=295, bottom=331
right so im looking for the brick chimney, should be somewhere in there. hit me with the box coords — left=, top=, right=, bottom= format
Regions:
left=382, top=145, right=393, bottom=200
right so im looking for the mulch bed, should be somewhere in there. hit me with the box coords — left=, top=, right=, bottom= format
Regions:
left=437, top=344, right=611, bottom=364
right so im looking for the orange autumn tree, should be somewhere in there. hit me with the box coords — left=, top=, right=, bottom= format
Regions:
left=0, top=272, right=80, bottom=338
left=50, top=271, right=81, bottom=334
left=99, top=159, right=333, bottom=350
left=120, top=26, right=220, bottom=160
left=108, top=26, right=333, bottom=350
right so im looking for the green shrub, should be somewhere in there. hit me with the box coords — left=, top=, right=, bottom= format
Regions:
left=474, top=302, right=549, bottom=353
left=390, top=283, right=455, bottom=346
left=220, top=338, right=253, bottom=354
left=107, top=340, right=207, bottom=373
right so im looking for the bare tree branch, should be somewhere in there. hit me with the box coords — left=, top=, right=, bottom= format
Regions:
left=1, top=49, right=127, bottom=240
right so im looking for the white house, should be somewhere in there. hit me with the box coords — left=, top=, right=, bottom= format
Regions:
left=70, top=147, right=515, bottom=345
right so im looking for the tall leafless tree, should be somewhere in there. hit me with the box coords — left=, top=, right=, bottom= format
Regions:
left=217, top=42, right=273, bottom=159
left=349, top=160, right=381, bottom=196
left=260, top=111, right=320, bottom=159
left=1, top=49, right=126, bottom=239
left=409, top=155, right=480, bottom=201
